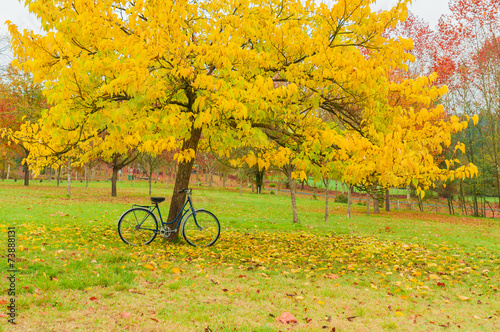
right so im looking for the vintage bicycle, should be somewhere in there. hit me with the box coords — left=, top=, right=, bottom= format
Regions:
left=117, top=188, right=220, bottom=247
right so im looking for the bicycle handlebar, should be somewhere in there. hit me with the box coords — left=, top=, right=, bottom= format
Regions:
left=179, top=188, right=192, bottom=195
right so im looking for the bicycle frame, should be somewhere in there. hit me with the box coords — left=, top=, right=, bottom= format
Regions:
left=136, top=195, right=197, bottom=232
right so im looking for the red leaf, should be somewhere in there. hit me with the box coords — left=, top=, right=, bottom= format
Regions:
left=437, top=282, right=446, bottom=287
left=277, top=312, right=297, bottom=324
left=120, top=311, right=131, bottom=319
left=89, top=296, right=98, bottom=301
left=324, top=274, right=339, bottom=279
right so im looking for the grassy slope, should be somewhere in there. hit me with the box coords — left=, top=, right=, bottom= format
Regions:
left=0, top=180, right=499, bottom=331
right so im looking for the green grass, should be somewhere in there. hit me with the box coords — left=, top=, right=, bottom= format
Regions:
left=0, top=179, right=499, bottom=331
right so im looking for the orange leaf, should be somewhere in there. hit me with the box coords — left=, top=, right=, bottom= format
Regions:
left=277, top=312, right=297, bottom=324
left=120, top=311, right=131, bottom=319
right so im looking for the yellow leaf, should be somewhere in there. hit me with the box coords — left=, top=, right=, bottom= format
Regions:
left=172, top=267, right=182, bottom=274
left=457, top=295, right=470, bottom=301
left=144, top=263, right=156, bottom=270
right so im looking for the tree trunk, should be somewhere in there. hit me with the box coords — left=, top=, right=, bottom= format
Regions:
left=149, top=177, right=152, bottom=196
left=255, top=169, right=264, bottom=194
left=166, top=127, right=203, bottom=241
left=373, top=192, right=380, bottom=214
left=347, top=185, right=352, bottom=218
left=67, top=158, right=71, bottom=196
left=222, top=172, right=226, bottom=188
left=2, top=159, right=6, bottom=181
left=6, top=163, right=10, bottom=180
left=48, top=167, right=52, bottom=183
left=57, top=164, right=61, bottom=187
left=385, top=188, right=390, bottom=211
left=23, top=163, right=29, bottom=186
left=323, top=178, right=330, bottom=222
left=209, top=170, right=213, bottom=187
left=406, top=185, right=412, bottom=210
left=85, top=166, right=89, bottom=188
left=289, top=175, right=300, bottom=223
left=111, top=167, right=119, bottom=197
left=166, top=166, right=169, bottom=189
left=366, top=192, right=370, bottom=215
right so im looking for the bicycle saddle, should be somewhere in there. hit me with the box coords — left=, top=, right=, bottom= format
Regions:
left=151, top=197, right=165, bottom=203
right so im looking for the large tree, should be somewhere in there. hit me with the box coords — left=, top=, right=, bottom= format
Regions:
left=8, top=0, right=479, bottom=234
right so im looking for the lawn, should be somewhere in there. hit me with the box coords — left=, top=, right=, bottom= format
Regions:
left=0, top=180, right=499, bottom=331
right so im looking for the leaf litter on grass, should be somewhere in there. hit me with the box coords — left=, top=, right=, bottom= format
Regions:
left=2, top=220, right=499, bottom=331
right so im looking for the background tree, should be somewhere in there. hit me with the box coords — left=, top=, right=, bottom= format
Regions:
left=0, top=62, right=45, bottom=185
left=136, top=151, right=169, bottom=196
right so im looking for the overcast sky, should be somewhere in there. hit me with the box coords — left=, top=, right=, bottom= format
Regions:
left=1, top=0, right=451, bottom=63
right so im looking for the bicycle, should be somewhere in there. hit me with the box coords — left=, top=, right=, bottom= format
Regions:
left=117, top=188, right=220, bottom=247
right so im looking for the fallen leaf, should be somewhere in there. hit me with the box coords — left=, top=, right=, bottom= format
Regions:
left=347, top=316, right=357, bottom=321
left=144, top=263, right=156, bottom=270
left=120, top=311, right=131, bottom=319
left=277, top=312, right=297, bottom=324
left=89, top=296, right=98, bottom=301
left=172, top=267, right=182, bottom=274
left=458, top=295, right=471, bottom=301
left=324, top=274, right=339, bottom=279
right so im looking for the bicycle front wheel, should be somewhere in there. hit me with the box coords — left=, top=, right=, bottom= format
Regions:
left=117, top=207, right=158, bottom=246
left=182, top=209, right=220, bottom=247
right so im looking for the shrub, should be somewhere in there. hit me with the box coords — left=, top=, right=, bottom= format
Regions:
left=334, top=194, right=348, bottom=203
left=269, top=183, right=276, bottom=188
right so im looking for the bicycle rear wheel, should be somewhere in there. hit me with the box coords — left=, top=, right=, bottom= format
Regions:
left=182, top=209, right=220, bottom=247
left=117, top=207, right=158, bottom=246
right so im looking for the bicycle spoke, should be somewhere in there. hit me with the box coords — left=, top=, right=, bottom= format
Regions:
left=182, top=210, right=220, bottom=247
left=118, top=208, right=158, bottom=245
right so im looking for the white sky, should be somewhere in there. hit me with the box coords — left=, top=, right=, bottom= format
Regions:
left=0, top=0, right=451, bottom=63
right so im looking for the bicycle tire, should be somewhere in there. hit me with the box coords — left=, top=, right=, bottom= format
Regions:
left=181, top=209, right=220, bottom=247
left=117, top=207, right=158, bottom=246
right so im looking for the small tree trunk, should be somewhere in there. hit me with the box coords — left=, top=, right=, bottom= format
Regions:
left=57, top=164, right=61, bottom=187
left=222, top=172, right=226, bottom=188
left=111, top=167, right=119, bottom=197
left=48, top=167, right=52, bottom=182
left=166, top=166, right=169, bottom=189
left=289, top=176, right=300, bottom=223
left=23, top=163, right=29, bottom=186
left=1, top=159, right=5, bottom=181
left=6, top=163, right=10, bottom=180
left=209, top=170, right=213, bottom=187
left=85, top=166, right=89, bottom=188
left=406, top=185, right=412, bottom=210
left=149, top=177, right=152, bottom=196
left=385, top=188, right=390, bottom=211
left=347, top=185, right=352, bottom=218
left=373, top=194, right=380, bottom=214
left=323, top=178, right=330, bottom=222
left=366, top=192, right=370, bottom=215
left=67, top=159, right=71, bottom=196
